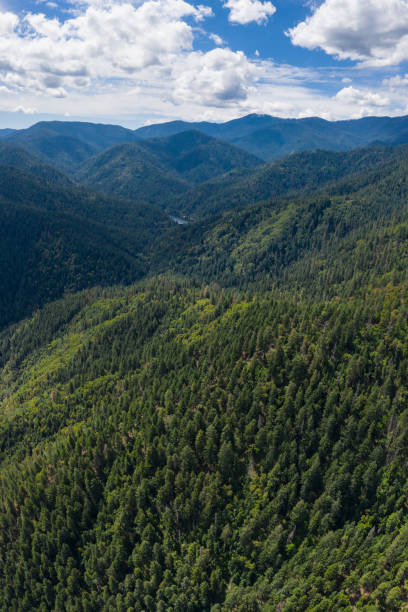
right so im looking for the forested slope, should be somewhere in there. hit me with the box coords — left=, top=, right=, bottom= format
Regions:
left=0, top=143, right=74, bottom=187
left=3, top=123, right=408, bottom=611
left=0, top=166, right=172, bottom=328
left=76, top=143, right=189, bottom=206
left=168, top=144, right=405, bottom=219
left=154, top=145, right=408, bottom=295
left=5, top=121, right=140, bottom=173
left=77, top=131, right=262, bottom=208
left=1, top=279, right=408, bottom=610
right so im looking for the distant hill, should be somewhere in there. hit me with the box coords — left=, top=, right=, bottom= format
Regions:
left=0, top=128, right=16, bottom=139
left=0, top=164, right=170, bottom=237
left=5, top=121, right=140, bottom=172
left=135, top=113, right=408, bottom=160
left=77, top=130, right=262, bottom=207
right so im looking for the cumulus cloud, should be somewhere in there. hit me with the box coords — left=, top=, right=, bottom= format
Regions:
left=224, top=0, right=276, bottom=24
left=334, top=86, right=390, bottom=116
left=0, top=0, right=213, bottom=95
left=0, top=0, right=277, bottom=117
left=1, top=0, right=408, bottom=123
left=288, top=0, right=408, bottom=67
left=172, top=48, right=259, bottom=105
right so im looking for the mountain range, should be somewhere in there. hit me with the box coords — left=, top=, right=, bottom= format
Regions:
left=4, top=113, right=408, bottom=171
left=134, top=113, right=408, bottom=160
left=2, top=114, right=408, bottom=610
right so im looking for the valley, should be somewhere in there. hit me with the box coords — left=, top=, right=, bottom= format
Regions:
left=1, top=114, right=408, bottom=610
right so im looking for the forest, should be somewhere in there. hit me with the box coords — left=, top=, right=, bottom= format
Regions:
left=2, top=118, right=408, bottom=610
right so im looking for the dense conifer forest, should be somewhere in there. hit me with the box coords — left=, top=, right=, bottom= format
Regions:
left=2, top=118, right=408, bottom=610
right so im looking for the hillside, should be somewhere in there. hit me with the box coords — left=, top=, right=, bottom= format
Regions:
left=169, top=144, right=404, bottom=219
left=0, top=142, right=74, bottom=187
left=153, top=143, right=408, bottom=295
left=0, top=166, right=172, bottom=328
left=135, top=113, right=408, bottom=161
left=0, top=165, right=170, bottom=236
left=77, top=131, right=262, bottom=208
left=138, top=130, right=262, bottom=184
left=1, top=278, right=408, bottom=610
left=76, top=143, right=189, bottom=206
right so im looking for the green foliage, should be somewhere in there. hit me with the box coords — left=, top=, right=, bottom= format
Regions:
left=0, top=165, right=171, bottom=328
left=153, top=144, right=408, bottom=297
left=169, top=144, right=403, bottom=219
left=1, top=279, right=408, bottom=609
left=4, top=124, right=408, bottom=611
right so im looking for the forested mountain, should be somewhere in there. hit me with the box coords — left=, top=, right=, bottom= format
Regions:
left=0, top=165, right=171, bottom=238
left=0, top=143, right=74, bottom=187
left=5, top=121, right=139, bottom=172
left=1, top=278, right=408, bottom=610
left=5, top=113, right=408, bottom=177
left=135, top=113, right=408, bottom=160
left=0, top=166, right=171, bottom=328
left=169, top=144, right=404, bottom=219
left=4, top=118, right=408, bottom=610
left=138, top=131, right=262, bottom=184
left=76, top=143, right=190, bottom=206
left=77, top=131, right=261, bottom=207
left=0, top=128, right=16, bottom=138
left=153, top=144, right=408, bottom=295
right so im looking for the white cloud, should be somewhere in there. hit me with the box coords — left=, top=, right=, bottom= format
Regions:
left=224, top=0, right=276, bottom=25
left=12, top=106, right=38, bottom=114
left=1, top=0, right=408, bottom=124
left=334, top=86, right=390, bottom=117
left=172, top=48, right=259, bottom=105
left=0, top=1, right=213, bottom=93
left=209, top=33, right=224, bottom=45
left=0, top=0, right=271, bottom=117
left=288, top=0, right=408, bottom=67
left=383, top=74, right=408, bottom=88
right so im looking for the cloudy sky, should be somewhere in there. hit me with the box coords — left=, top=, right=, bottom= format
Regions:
left=1, top=0, right=408, bottom=127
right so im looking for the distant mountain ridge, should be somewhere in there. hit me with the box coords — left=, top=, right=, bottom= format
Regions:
left=134, top=113, right=408, bottom=160
left=5, top=113, right=408, bottom=173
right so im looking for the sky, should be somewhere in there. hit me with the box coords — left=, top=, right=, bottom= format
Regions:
left=1, top=0, right=408, bottom=127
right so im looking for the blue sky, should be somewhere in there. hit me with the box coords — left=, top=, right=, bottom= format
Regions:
left=0, top=0, right=408, bottom=127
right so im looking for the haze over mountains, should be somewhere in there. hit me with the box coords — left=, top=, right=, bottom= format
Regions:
left=3, top=113, right=408, bottom=610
